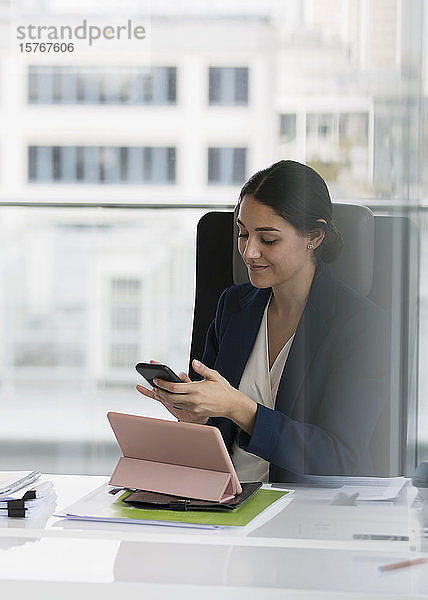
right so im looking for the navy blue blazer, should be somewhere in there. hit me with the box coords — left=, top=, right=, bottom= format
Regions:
left=203, top=263, right=388, bottom=482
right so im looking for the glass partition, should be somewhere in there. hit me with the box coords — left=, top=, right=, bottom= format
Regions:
left=0, top=207, right=204, bottom=473
left=0, top=0, right=425, bottom=475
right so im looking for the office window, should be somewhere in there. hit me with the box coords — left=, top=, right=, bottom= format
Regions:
left=137, top=67, right=177, bottom=104
left=99, top=71, right=127, bottom=104
left=76, top=68, right=101, bottom=103
left=209, top=67, right=248, bottom=105
left=52, top=146, right=61, bottom=180
left=208, top=147, right=246, bottom=185
left=79, top=147, right=99, bottom=183
left=280, top=114, right=297, bottom=142
left=166, top=67, right=177, bottom=104
left=60, top=147, right=78, bottom=181
left=27, top=68, right=39, bottom=103
left=28, top=67, right=55, bottom=103
left=28, top=146, right=176, bottom=184
left=100, top=147, right=121, bottom=183
left=60, top=68, right=78, bottom=103
left=28, top=66, right=177, bottom=105
left=28, top=146, right=53, bottom=182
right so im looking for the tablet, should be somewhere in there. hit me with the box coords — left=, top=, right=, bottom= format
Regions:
left=107, top=412, right=242, bottom=502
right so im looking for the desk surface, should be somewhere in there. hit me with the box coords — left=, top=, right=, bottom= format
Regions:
left=0, top=473, right=427, bottom=599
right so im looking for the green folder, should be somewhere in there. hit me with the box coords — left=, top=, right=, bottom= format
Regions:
left=113, top=489, right=289, bottom=527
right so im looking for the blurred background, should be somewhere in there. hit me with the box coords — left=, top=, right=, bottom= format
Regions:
left=0, top=0, right=426, bottom=474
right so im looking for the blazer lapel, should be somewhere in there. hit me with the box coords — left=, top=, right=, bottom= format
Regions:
left=275, top=264, right=337, bottom=417
left=214, top=286, right=271, bottom=389
left=276, top=306, right=328, bottom=417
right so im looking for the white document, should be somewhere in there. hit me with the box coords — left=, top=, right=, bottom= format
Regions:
left=304, top=475, right=406, bottom=501
left=339, top=479, right=406, bottom=501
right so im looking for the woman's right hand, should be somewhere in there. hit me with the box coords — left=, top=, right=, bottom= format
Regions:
left=136, top=361, right=208, bottom=424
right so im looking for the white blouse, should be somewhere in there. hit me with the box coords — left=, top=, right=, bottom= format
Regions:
left=232, top=298, right=294, bottom=482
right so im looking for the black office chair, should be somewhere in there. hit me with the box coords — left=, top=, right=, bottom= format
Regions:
left=189, top=204, right=418, bottom=476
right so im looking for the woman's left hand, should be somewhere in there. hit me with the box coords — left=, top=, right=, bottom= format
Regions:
left=151, top=359, right=257, bottom=434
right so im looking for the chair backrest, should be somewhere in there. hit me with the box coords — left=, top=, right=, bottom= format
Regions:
left=189, top=205, right=418, bottom=475
left=368, top=214, right=419, bottom=476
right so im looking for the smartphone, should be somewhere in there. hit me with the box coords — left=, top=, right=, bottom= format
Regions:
left=135, top=362, right=182, bottom=388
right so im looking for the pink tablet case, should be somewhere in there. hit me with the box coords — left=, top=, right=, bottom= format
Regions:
left=107, top=412, right=242, bottom=502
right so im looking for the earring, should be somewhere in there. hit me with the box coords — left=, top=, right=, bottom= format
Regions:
left=307, top=243, right=314, bottom=250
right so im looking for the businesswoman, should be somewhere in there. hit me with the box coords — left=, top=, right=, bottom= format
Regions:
left=137, top=160, right=388, bottom=482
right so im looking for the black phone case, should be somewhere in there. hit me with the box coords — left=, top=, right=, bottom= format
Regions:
left=135, top=362, right=182, bottom=388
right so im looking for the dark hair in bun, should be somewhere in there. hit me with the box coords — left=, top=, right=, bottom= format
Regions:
left=239, top=160, right=343, bottom=264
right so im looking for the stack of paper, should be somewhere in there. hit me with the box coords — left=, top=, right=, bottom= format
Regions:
left=0, top=471, right=41, bottom=495
left=0, top=472, right=56, bottom=518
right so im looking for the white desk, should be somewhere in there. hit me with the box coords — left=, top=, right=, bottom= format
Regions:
left=0, top=473, right=427, bottom=599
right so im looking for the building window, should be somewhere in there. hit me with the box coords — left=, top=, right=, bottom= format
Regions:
left=280, top=114, right=297, bottom=142
left=306, top=113, right=337, bottom=141
left=208, top=147, right=246, bottom=185
left=28, top=66, right=177, bottom=105
left=110, top=343, right=140, bottom=369
left=111, top=278, right=141, bottom=295
left=110, top=278, right=141, bottom=331
left=28, top=146, right=176, bottom=184
left=306, top=111, right=369, bottom=149
left=208, top=67, right=248, bottom=105
left=111, top=306, right=140, bottom=330
left=28, top=146, right=53, bottom=182
left=109, top=278, right=142, bottom=368
left=339, top=112, right=369, bottom=145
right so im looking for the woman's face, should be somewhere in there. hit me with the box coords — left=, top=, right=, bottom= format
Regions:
left=237, top=194, right=315, bottom=290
